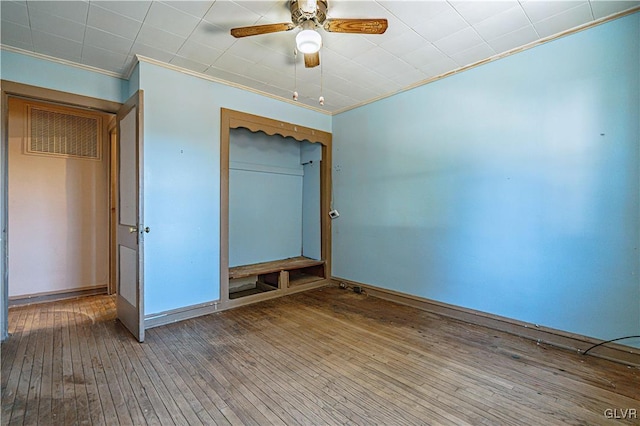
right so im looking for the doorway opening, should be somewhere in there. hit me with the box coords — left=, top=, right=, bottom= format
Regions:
left=6, top=97, right=114, bottom=305
left=1, top=81, right=122, bottom=339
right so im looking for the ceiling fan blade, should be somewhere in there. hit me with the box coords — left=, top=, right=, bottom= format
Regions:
left=230, top=22, right=295, bottom=38
left=304, top=52, right=320, bottom=68
left=323, top=18, right=388, bottom=34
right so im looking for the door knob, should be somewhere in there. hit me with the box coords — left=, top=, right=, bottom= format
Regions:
left=128, top=226, right=137, bottom=233
left=144, top=227, right=150, bottom=233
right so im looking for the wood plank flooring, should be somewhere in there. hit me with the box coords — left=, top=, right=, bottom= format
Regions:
left=2, top=286, right=639, bottom=425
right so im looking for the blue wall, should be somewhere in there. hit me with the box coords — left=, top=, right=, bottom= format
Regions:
left=1, top=50, right=125, bottom=102
left=137, top=61, right=330, bottom=314
left=302, top=142, right=322, bottom=260
left=229, top=129, right=304, bottom=267
left=332, top=14, right=640, bottom=346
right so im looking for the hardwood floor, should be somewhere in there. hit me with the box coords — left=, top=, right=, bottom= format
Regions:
left=2, top=286, right=639, bottom=425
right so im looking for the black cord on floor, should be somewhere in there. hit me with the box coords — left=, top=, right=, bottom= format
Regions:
left=581, top=335, right=640, bottom=356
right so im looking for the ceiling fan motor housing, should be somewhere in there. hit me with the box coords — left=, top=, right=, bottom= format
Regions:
left=291, top=0, right=328, bottom=25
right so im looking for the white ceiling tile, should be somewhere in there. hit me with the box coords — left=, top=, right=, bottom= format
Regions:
left=257, top=2, right=293, bottom=24
left=327, top=0, right=389, bottom=18
left=26, top=0, right=89, bottom=23
left=28, top=9, right=86, bottom=42
left=433, top=27, right=484, bottom=56
left=352, top=46, right=397, bottom=68
left=372, top=57, right=416, bottom=80
left=262, top=68, right=296, bottom=90
left=249, top=31, right=296, bottom=57
left=212, top=52, right=255, bottom=71
left=84, top=27, right=136, bottom=55
left=136, top=24, right=187, bottom=52
left=451, top=1, right=520, bottom=25
left=533, top=3, right=593, bottom=38
left=390, top=68, right=428, bottom=87
left=81, top=45, right=128, bottom=70
left=377, top=0, right=452, bottom=29
left=488, top=25, right=539, bottom=54
left=322, top=33, right=376, bottom=58
left=31, top=29, right=83, bottom=60
left=226, top=39, right=273, bottom=63
left=258, top=49, right=296, bottom=73
left=242, top=1, right=290, bottom=18
left=130, top=42, right=175, bottom=63
left=242, top=63, right=277, bottom=84
left=1, top=1, right=29, bottom=26
left=295, top=64, right=321, bottom=83
left=189, top=21, right=237, bottom=51
left=1, top=20, right=33, bottom=48
left=161, top=1, right=214, bottom=18
left=204, top=66, right=262, bottom=88
left=144, top=1, right=201, bottom=37
left=590, top=1, right=640, bottom=19
left=367, top=15, right=409, bottom=44
left=91, top=1, right=152, bottom=21
left=419, top=57, right=459, bottom=78
left=318, top=49, right=360, bottom=73
left=473, top=6, right=531, bottom=41
left=521, top=1, right=590, bottom=23
left=169, top=55, right=209, bottom=73
left=176, top=39, right=223, bottom=65
left=450, top=42, right=496, bottom=67
left=203, top=1, right=262, bottom=30
left=87, top=4, right=144, bottom=40
left=413, top=6, right=470, bottom=42
left=401, top=43, right=449, bottom=69
left=379, top=30, right=429, bottom=58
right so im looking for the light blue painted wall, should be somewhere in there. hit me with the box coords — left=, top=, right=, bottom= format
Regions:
left=1, top=50, right=125, bottom=103
left=332, top=14, right=640, bottom=346
left=302, top=143, right=322, bottom=260
left=229, top=129, right=303, bottom=266
left=138, top=61, right=331, bottom=314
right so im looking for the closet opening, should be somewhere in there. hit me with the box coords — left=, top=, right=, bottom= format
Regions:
left=220, top=109, right=332, bottom=306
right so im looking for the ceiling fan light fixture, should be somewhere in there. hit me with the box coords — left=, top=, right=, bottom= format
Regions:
left=296, top=29, right=322, bottom=54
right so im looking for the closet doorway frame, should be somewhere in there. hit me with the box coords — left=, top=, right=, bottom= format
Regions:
left=220, top=108, right=332, bottom=307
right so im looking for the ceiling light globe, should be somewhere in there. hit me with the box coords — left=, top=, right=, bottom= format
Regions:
left=296, top=29, right=322, bottom=54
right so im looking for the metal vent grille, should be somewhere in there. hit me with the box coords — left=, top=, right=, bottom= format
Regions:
left=28, top=106, right=101, bottom=159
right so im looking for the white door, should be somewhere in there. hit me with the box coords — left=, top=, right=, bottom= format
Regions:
left=116, top=91, right=144, bottom=342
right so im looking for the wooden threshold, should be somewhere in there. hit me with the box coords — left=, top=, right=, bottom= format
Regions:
left=8, top=286, right=108, bottom=307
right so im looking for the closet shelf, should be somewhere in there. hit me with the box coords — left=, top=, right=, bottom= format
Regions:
left=229, top=256, right=325, bottom=279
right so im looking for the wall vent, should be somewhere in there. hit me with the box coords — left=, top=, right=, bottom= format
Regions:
left=26, top=104, right=102, bottom=160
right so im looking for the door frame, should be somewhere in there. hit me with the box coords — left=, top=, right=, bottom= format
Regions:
left=219, top=108, right=333, bottom=305
left=0, top=81, right=121, bottom=341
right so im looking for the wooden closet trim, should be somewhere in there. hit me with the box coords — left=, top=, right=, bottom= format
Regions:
left=220, top=108, right=332, bottom=305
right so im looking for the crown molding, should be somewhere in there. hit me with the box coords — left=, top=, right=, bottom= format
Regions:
left=134, top=55, right=331, bottom=116
left=0, top=45, right=124, bottom=79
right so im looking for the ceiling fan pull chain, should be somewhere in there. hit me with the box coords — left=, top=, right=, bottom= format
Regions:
left=319, top=56, right=325, bottom=106
left=293, top=48, right=299, bottom=101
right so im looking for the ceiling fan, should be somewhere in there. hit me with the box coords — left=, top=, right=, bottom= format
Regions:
left=230, top=0, right=388, bottom=68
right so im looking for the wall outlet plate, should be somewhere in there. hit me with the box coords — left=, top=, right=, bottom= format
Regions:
left=329, top=209, right=340, bottom=219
